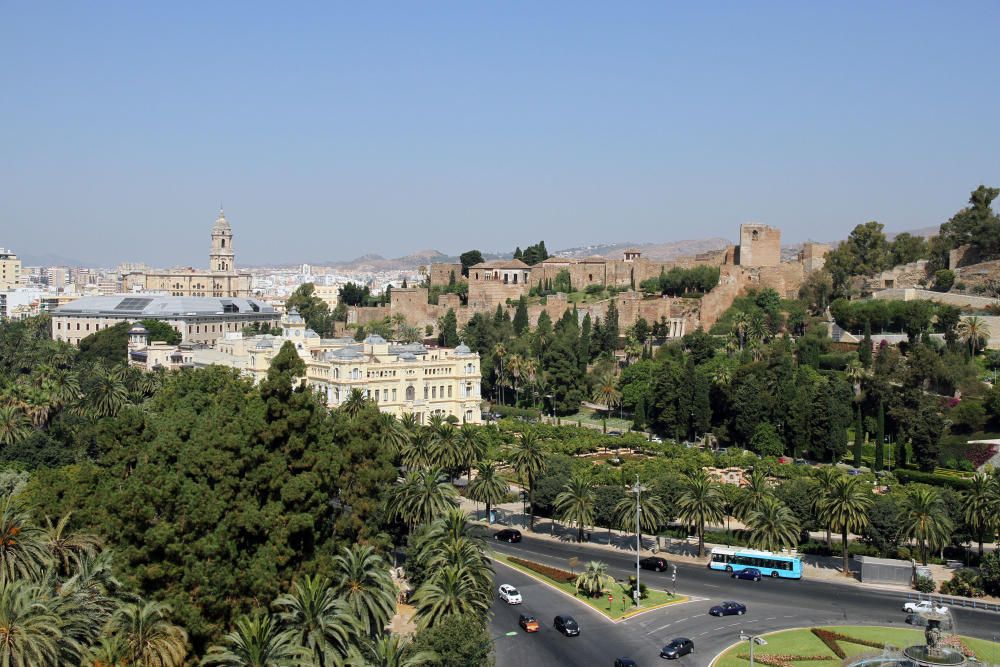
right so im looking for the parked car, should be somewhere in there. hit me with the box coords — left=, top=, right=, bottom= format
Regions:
left=794, top=458, right=809, bottom=466
left=660, top=638, right=694, bottom=659
left=640, top=556, right=668, bottom=572
left=518, top=614, right=540, bottom=633
left=554, top=615, right=580, bottom=636
left=848, top=468, right=861, bottom=476
left=902, top=600, right=948, bottom=615
left=650, top=435, right=663, bottom=443
left=494, top=529, right=522, bottom=543
left=498, top=584, right=522, bottom=604
left=709, top=601, right=747, bottom=616
left=614, top=659, right=638, bottom=667
left=732, top=568, right=761, bottom=582
left=608, top=429, right=623, bottom=436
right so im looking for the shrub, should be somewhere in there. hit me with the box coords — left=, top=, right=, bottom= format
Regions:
left=981, top=551, right=1000, bottom=597
left=939, top=569, right=984, bottom=598
left=934, top=269, right=956, bottom=292
left=508, top=556, right=576, bottom=583
left=914, top=575, right=936, bottom=593
left=894, top=468, right=972, bottom=490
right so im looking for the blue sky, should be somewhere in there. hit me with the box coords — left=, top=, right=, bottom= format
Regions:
left=2, top=2, right=999, bottom=266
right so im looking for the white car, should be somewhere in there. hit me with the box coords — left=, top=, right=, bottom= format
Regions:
left=902, top=600, right=948, bottom=615
left=498, top=584, right=522, bottom=605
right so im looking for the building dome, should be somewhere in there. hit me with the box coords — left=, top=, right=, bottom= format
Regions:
left=364, top=334, right=387, bottom=344
left=128, top=324, right=148, bottom=335
left=454, top=342, right=472, bottom=354
left=213, top=208, right=231, bottom=231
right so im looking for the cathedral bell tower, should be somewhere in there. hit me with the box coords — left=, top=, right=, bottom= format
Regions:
left=210, top=209, right=235, bottom=273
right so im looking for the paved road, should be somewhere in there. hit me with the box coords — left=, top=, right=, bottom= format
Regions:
left=488, top=534, right=1000, bottom=667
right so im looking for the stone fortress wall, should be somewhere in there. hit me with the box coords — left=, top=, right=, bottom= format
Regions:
left=348, top=223, right=827, bottom=339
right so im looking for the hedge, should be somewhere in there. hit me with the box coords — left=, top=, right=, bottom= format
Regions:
left=894, top=468, right=973, bottom=490
left=507, top=556, right=577, bottom=583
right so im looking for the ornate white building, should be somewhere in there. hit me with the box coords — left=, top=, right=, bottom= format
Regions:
left=122, top=210, right=252, bottom=297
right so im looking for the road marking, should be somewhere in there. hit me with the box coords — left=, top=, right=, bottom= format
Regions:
left=646, top=623, right=673, bottom=635
left=766, top=616, right=777, bottom=620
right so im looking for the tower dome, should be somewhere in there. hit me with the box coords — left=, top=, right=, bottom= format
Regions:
left=213, top=208, right=231, bottom=231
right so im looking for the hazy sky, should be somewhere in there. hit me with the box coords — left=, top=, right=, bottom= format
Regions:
left=3, top=2, right=999, bottom=267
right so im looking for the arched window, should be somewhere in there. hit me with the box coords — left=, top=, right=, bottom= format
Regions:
left=406, top=386, right=415, bottom=401
left=752, top=230, right=759, bottom=241
left=221, top=239, right=226, bottom=248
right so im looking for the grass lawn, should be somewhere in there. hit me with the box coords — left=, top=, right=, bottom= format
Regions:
left=562, top=406, right=634, bottom=432
left=495, top=553, right=687, bottom=621
left=712, top=625, right=1000, bottom=666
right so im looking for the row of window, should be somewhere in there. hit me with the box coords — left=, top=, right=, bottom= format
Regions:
left=322, top=383, right=480, bottom=403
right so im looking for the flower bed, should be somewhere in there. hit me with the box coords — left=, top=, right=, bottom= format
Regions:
left=737, top=654, right=831, bottom=667
left=507, top=556, right=576, bottom=583
left=810, top=628, right=883, bottom=659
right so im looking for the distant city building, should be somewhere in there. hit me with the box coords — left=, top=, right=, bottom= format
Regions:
left=46, top=267, right=69, bottom=290
left=128, top=309, right=483, bottom=424
left=51, top=294, right=278, bottom=346
left=0, top=248, right=22, bottom=290
left=122, top=210, right=252, bottom=297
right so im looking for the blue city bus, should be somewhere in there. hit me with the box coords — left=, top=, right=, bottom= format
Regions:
left=708, top=547, right=802, bottom=580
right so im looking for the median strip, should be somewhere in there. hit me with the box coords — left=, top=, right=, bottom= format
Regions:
left=494, top=553, right=689, bottom=623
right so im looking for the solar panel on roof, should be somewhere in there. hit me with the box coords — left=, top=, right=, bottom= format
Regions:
left=114, top=297, right=153, bottom=311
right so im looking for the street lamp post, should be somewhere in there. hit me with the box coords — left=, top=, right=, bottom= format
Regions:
left=631, top=475, right=647, bottom=608
left=740, top=632, right=768, bottom=667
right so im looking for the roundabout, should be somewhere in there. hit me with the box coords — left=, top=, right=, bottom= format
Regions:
left=710, top=626, right=1000, bottom=667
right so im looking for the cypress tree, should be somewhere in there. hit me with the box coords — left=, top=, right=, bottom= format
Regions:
left=513, top=296, right=529, bottom=335
left=578, top=313, right=592, bottom=371
left=633, top=394, right=647, bottom=431
left=859, top=321, right=873, bottom=367
left=874, top=400, right=885, bottom=471
left=853, top=404, right=864, bottom=467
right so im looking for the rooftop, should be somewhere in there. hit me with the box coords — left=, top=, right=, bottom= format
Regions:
left=52, top=294, right=277, bottom=318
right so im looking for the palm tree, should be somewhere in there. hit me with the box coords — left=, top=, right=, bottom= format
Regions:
left=466, top=461, right=509, bottom=524
left=555, top=475, right=596, bottom=542
left=818, top=475, right=873, bottom=576
left=47, top=369, right=81, bottom=411
left=41, top=513, right=101, bottom=576
left=386, top=468, right=459, bottom=529
left=109, top=600, right=187, bottom=667
left=411, top=563, right=491, bottom=628
left=401, top=430, right=433, bottom=471
left=87, top=634, right=129, bottom=667
left=429, top=423, right=462, bottom=478
left=958, top=316, right=991, bottom=356
left=0, top=580, right=62, bottom=666
left=898, top=487, right=955, bottom=565
left=509, top=431, right=547, bottom=531
left=812, top=467, right=841, bottom=545
left=963, top=473, right=1000, bottom=558
left=844, top=360, right=866, bottom=399
left=745, top=496, right=800, bottom=552
left=203, top=613, right=308, bottom=667
left=591, top=368, right=621, bottom=419
left=0, top=494, right=50, bottom=586
left=733, top=468, right=772, bottom=522
left=0, top=406, right=30, bottom=447
left=492, top=343, right=507, bottom=405
left=273, top=575, right=360, bottom=667
left=360, top=634, right=436, bottom=667
left=574, top=561, right=614, bottom=597
left=732, top=312, right=750, bottom=350
left=87, top=369, right=128, bottom=419
left=376, top=413, right=411, bottom=459
left=676, top=469, right=724, bottom=558
left=456, top=424, right=487, bottom=484
left=329, top=545, right=397, bottom=640
left=613, top=490, right=668, bottom=548
left=747, top=311, right=770, bottom=345
left=340, top=388, right=369, bottom=420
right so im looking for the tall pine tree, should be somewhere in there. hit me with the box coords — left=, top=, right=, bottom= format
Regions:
left=513, top=296, right=529, bottom=335
left=874, top=400, right=885, bottom=471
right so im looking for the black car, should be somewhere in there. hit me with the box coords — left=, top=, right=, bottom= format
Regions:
left=640, top=556, right=668, bottom=572
left=615, top=659, right=638, bottom=667
left=660, top=638, right=694, bottom=659
left=494, top=529, right=522, bottom=543
left=709, top=601, right=746, bottom=616
left=554, top=614, right=580, bottom=636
